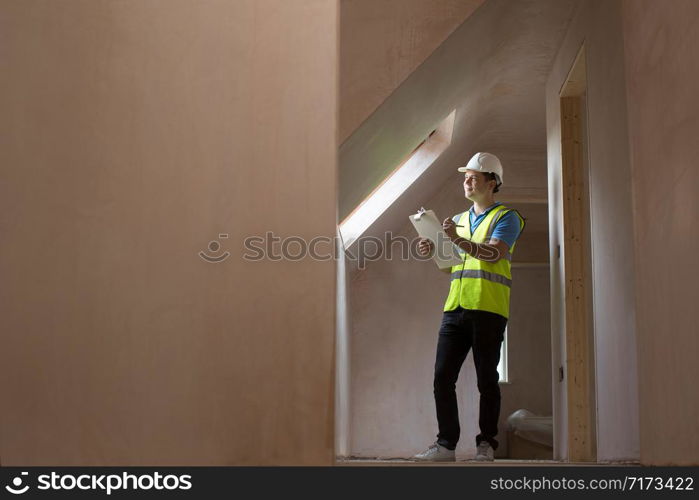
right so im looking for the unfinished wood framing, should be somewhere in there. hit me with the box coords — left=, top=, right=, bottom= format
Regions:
left=560, top=47, right=596, bottom=463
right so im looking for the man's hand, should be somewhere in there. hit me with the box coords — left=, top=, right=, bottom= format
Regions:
left=442, top=218, right=458, bottom=240
left=418, top=238, right=434, bottom=256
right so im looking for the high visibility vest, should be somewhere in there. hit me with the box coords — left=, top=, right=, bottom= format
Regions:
left=443, top=204, right=524, bottom=318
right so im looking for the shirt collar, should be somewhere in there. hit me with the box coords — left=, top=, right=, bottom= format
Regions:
left=469, top=201, right=502, bottom=216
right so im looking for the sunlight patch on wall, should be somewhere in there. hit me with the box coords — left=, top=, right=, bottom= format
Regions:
left=339, top=110, right=455, bottom=247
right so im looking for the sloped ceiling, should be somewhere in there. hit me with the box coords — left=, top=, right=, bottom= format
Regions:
left=340, top=0, right=485, bottom=142
left=339, top=0, right=578, bottom=222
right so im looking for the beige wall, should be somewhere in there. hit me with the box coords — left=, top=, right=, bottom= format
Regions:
left=502, top=264, right=552, bottom=451
left=0, top=0, right=337, bottom=465
left=622, top=0, right=699, bottom=465
left=546, top=0, right=639, bottom=462
left=340, top=0, right=483, bottom=142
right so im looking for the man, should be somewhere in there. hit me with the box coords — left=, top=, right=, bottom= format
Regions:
left=413, top=152, right=524, bottom=462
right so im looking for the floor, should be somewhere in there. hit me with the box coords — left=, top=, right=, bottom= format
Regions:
left=337, top=458, right=638, bottom=466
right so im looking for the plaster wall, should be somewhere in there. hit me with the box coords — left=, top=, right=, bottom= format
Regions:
left=340, top=0, right=483, bottom=141
left=621, top=0, right=699, bottom=465
left=336, top=232, right=351, bottom=458
left=0, top=0, right=337, bottom=465
left=545, top=0, right=639, bottom=462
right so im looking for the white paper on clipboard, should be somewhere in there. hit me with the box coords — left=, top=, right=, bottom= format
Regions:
left=409, top=208, right=464, bottom=269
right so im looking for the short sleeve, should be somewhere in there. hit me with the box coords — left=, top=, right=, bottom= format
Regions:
left=490, top=210, right=523, bottom=248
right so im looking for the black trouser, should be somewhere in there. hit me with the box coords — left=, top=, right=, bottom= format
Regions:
left=434, top=307, right=507, bottom=451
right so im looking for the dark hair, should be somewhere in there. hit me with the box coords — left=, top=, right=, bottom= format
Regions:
left=484, top=172, right=501, bottom=193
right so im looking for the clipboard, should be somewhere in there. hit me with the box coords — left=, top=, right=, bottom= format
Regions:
left=409, top=207, right=464, bottom=269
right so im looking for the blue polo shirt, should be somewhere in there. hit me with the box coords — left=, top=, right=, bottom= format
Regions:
left=459, top=202, right=522, bottom=248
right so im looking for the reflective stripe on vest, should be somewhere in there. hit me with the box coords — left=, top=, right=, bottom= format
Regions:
left=449, top=270, right=512, bottom=287
left=443, top=204, right=524, bottom=318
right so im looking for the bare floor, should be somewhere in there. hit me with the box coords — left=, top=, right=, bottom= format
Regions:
left=337, top=458, right=638, bottom=466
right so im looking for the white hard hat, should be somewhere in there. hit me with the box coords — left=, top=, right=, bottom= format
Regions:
left=458, top=152, right=504, bottom=186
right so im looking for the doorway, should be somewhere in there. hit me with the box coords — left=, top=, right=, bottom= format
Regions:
left=558, top=44, right=597, bottom=462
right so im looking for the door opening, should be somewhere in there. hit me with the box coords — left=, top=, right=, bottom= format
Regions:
left=558, top=45, right=597, bottom=463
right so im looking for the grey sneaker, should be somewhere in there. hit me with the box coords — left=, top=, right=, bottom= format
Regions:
left=413, top=442, right=456, bottom=462
left=475, top=441, right=494, bottom=461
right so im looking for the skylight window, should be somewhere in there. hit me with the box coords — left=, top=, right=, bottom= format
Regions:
left=339, top=110, right=455, bottom=247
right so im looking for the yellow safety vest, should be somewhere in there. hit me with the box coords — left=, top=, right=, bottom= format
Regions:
left=443, top=204, right=524, bottom=318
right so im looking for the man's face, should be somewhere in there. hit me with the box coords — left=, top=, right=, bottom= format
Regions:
left=463, top=170, right=493, bottom=200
